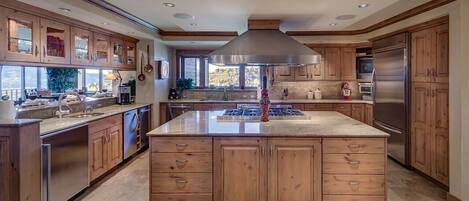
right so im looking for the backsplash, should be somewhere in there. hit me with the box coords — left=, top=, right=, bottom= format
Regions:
left=269, top=81, right=361, bottom=99
left=182, top=89, right=257, bottom=100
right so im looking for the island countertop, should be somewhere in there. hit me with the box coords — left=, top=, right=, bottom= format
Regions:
left=147, top=111, right=389, bottom=137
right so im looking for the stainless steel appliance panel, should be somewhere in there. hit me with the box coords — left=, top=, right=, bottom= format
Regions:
left=374, top=121, right=407, bottom=164
left=139, top=107, right=151, bottom=148
left=123, top=109, right=139, bottom=159
left=41, top=125, right=89, bottom=201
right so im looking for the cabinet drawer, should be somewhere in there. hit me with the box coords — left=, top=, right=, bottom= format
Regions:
left=89, top=114, right=122, bottom=133
left=323, top=175, right=385, bottom=195
left=151, top=137, right=212, bottom=153
left=151, top=173, right=212, bottom=193
left=210, top=104, right=236, bottom=110
left=334, top=104, right=352, bottom=116
left=304, top=104, right=333, bottom=111
left=323, top=195, right=385, bottom=201
left=323, top=138, right=385, bottom=154
left=151, top=194, right=212, bottom=201
left=151, top=153, right=212, bottom=172
left=323, top=154, right=385, bottom=174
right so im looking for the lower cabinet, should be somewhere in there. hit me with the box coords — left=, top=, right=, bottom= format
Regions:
left=351, top=104, right=365, bottom=122
left=89, top=114, right=123, bottom=181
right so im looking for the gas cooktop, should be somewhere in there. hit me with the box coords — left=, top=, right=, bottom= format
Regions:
left=217, top=105, right=310, bottom=121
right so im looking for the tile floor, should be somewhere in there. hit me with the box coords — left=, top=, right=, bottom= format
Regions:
left=76, top=151, right=447, bottom=201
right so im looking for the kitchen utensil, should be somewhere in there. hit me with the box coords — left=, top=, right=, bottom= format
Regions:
left=144, top=45, right=153, bottom=73
left=0, top=95, right=16, bottom=120
left=138, top=52, right=145, bottom=81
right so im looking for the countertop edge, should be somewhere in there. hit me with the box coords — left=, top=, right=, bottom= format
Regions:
left=161, top=99, right=374, bottom=104
left=147, top=134, right=390, bottom=138
left=0, top=119, right=42, bottom=127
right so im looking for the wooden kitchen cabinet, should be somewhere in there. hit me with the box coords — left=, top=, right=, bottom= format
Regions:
left=411, top=23, right=449, bottom=83
left=93, top=33, right=111, bottom=66
left=294, top=65, right=310, bottom=80
left=324, top=48, right=342, bottom=81
left=274, top=65, right=295, bottom=82
left=89, top=114, right=123, bottom=181
left=111, top=37, right=125, bottom=67
left=364, top=104, right=374, bottom=126
left=311, top=48, right=325, bottom=80
left=411, top=83, right=432, bottom=175
left=268, top=139, right=321, bottom=201
left=0, top=8, right=41, bottom=62
left=124, top=40, right=136, bottom=69
left=71, top=27, right=93, bottom=65
left=40, top=18, right=70, bottom=64
left=214, top=138, right=268, bottom=201
left=334, top=104, right=352, bottom=117
left=341, top=48, right=357, bottom=80
left=304, top=103, right=333, bottom=111
left=351, top=104, right=365, bottom=122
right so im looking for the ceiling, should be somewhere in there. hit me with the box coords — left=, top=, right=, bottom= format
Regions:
left=106, top=0, right=430, bottom=33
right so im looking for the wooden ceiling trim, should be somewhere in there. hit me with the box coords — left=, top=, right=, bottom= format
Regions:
left=286, top=0, right=455, bottom=36
left=305, top=42, right=372, bottom=48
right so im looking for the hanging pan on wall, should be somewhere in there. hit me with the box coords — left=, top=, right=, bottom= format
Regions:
left=144, top=45, right=153, bottom=73
left=138, top=52, right=145, bottom=81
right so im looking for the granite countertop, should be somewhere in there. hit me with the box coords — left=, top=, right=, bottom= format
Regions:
left=163, top=99, right=373, bottom=104
left=40, top=103, right=150, bottom=135
left=0, top=119, right=42, bottom=127
left=147, top=111, right=389, bottom=138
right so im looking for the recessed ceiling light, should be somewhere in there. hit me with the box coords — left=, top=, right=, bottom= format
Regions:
left=329, top=23, right=337, bottom=26
left=336, top=14, right=357, bottom=20
left=59, top=7, right=71, bottom=12
left=173, top=13, right=195, bottom=20
left=101, top=22, right=110, bottom=25
left=162, top=2, right=175, bottom=7
left=358, top=3, right=369, bottom=8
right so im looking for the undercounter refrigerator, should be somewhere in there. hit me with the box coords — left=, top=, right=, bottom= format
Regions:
left=373, top=32, right=410, bottom=166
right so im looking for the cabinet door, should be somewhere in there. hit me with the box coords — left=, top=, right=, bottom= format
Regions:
left=268, top=139, right=321, bottom=201
left=111, top=37, right=125, bottom=67
left=70, top=27, right=93, bottom=65
left=214, top=138, right=267, bottom=201
left=90, top=130, right=108, bottom=181
left=433, top=24, right=449, bottom=83
left=124, top=41, right=136, bottom=69
left=351, top=104, right=365, bottom=122
left=324, top=48, right=341, bottom=80
left=334, top=104, right=352, bottom=117
left=430, top=83, right=449, bottom=185
left=40, top=18, right=70, bottom=64
left=341, top=48, right=356, bottom=80
left=107, top=124, right=123, bottom=168
left=294, top=65, right=310, bottom=81
left=411, top=29, right=432, bottom=82
left=274, top=66, right=295, bottom=82
left=411, top=83, right=432, bottom=174
left=93, top=33, right=111, bottom=66
left=311, top=48, right=325, bottom=80
left=0, top=137, right=11, bottom=201
left=0, top=8, right=41, bottom=62
left=364, top=104, right=374, bottom=126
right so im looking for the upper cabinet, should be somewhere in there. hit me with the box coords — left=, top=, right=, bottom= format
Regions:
left=93, top=33, right=111, bottom=66
left=340, top=47, right=356, bottom=80
left=0, top=8, right=41, bottom=62
left=71, top=27, right=93, bottom=65
left=40, top=18, right=70, bottom=64
left=0, top=5, right=138, bottom=70
left=324, top=48, right=342, bottom=81
left=411, top=23, right=449, bottom=83
left=274, top=66, right=295, bottom=82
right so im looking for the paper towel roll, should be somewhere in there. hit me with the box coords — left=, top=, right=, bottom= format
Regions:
left=0, top=100, right=17, bottom=120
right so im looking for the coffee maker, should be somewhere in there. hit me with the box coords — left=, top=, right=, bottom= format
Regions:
left=117, top=86, right=132, bottom=104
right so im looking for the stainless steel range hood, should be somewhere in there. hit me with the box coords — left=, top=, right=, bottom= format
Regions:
left=208, top=20, right=321, bottom=66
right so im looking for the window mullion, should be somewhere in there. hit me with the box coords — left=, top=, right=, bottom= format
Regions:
left=99, top=70, right=103, bottom=92
left=21, top=67, right=25, bottom=99
left=36, top=68, right=41, bottom=89
left=199, top=56, right=206, bottom=88
left=239, top=65, right=246, bottom=89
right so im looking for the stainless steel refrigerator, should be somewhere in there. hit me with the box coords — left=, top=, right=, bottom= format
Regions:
left=373, top=32, right=410, bottom=166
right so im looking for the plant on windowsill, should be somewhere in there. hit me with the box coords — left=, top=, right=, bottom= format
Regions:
left=47, top=68, right=79, bottom=93
left=176, top=78, right=194, bottom=94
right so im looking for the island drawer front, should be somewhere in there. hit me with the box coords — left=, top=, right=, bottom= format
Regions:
left=151, top=153, right=212, bottom=173
left=151, top=173, right=212, bottom=193
left=323, top=174, right=385, bottom=195
left=151, top=137, right=213, bottom=153
left=323, top=154, right=385, bottom=174
left=151, top=193, right=212, bottom=201
left=323, top=195, right=385, bottom=201
left=323, top=138, right=385, bottom=154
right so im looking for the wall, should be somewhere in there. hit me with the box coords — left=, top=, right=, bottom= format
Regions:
left=459, top=0, right=469, bottom=200
left=135, top=39, right=174, bottom=128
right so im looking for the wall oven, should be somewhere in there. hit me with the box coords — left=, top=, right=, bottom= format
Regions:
left=357, top=56, right=374, bottom=81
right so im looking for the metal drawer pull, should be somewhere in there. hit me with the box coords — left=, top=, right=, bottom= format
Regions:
left=176, top=144, right=188, bottom=147
left=347, top=144, right=361, bottom=151
left=348, top=160, right=361, bottom=165
left=175, top=178, right=188, bottom=184
left=175, top=160, right=188, bottom=166
left=349, top=181, right=361, bottom=186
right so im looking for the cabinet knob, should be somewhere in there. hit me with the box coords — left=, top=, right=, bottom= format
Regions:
left=347, top=160, right=361, bottom=166
left=349, top=181, right=361, bottom=191
left=175, top=159, right=188, bottom=166
left=347, top=144, right=361, bottom=152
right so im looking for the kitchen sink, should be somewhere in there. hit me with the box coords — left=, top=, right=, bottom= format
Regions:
left=66, top=112, right=105, bottom=118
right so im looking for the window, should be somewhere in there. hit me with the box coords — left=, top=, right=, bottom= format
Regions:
left=102, top=70, right=113, bottom=92
left=24, top=67, right=38, bottom=90
left=1, top=66, right=22, bottom=101
left=84, top=69, right=100, bottom=92
left=180, top=56, right=260, bottom=88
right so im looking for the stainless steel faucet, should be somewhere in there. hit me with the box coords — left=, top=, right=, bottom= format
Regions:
left=56, top=92, right=84, bottom=118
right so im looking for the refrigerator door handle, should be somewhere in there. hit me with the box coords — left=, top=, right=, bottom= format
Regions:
left=41, top=144, right=52, bottom=201
left=375, top=121, right=403, bottom=134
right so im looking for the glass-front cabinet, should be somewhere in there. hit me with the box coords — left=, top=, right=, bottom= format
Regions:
left=125, top=41, right=136, bottom=68
left=0, top=8, right=41, bottom=62
left=71, top=27, right=92, bottom=65
left=40, top=18, right=70, bottom=64
left=111, top=38, right=124, bottom=67
left=93, top=33, right=111, bottom=66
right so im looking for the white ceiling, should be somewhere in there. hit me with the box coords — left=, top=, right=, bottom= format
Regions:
left=106, top=0, right=429, bottom=33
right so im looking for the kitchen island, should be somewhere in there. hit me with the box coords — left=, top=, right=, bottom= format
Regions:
left=147, top=111, right=389, bottom=201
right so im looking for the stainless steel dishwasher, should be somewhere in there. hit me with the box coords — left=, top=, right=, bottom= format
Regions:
left=123, top=109, right=139, bottom=159
left=41, top=125, right=89, bottom=201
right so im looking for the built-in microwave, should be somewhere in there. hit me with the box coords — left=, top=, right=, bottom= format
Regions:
left=357, top=56, right=374, bottom=81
